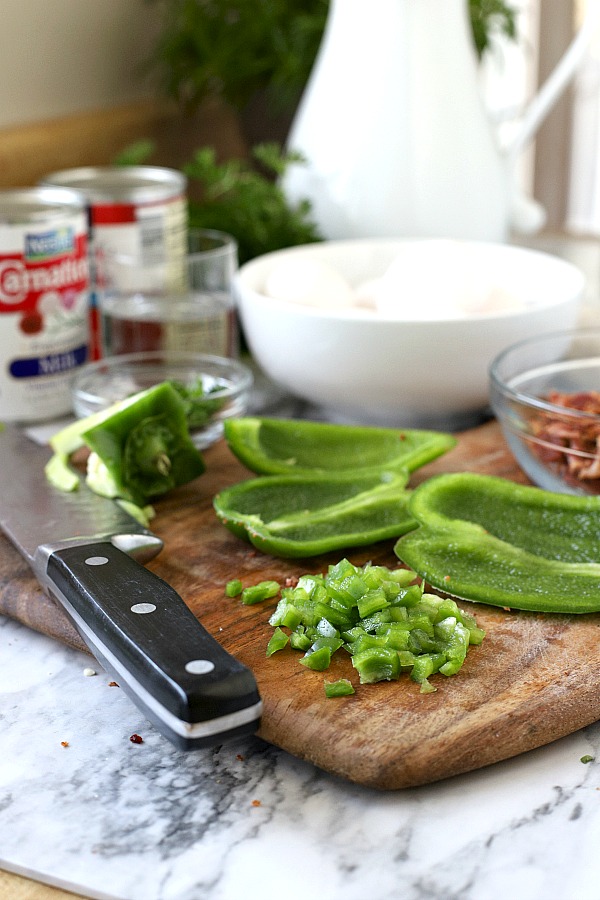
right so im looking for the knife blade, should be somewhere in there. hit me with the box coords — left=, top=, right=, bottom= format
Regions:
left=0, top=424, right=262, bottom=749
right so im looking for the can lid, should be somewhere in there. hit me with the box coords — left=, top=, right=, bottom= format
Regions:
left=40, top=166, right=187, bottom=204
left=0, top=187, right=86, bottom=224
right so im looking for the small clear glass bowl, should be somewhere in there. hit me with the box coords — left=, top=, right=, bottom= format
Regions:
left=72, top=351, right=253, bottom=449
left=490, top=328, right=600, bottom=495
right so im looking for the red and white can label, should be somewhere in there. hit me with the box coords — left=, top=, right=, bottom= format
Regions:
left=0, top=212, right=90, bottom=422
left=89, top=195, right=187, bottom=359
left=90, top=195, right=187, bottom=262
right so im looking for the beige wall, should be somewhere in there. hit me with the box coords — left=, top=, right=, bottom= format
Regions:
left=0, top=1, right=249, bottom=188
left=0, top=0, right=162, bottom=129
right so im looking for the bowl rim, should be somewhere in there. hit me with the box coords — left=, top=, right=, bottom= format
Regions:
left=72, top=350, right=254, bottom=406
left=235, top=238, right=586, bottom=325
left=490, top=327, right=600, bottom=421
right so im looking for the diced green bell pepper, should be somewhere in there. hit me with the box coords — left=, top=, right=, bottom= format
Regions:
left=324, top=679, right=355, bottom=698
left=236, top=558, right=484, bottom=694
left=214, top=470, right=416, bottom=558
left=241, top=580, right=280, bottom=605
left=300, top=645, right=332, bottom=671
left=352, top=646, right=402, bottom=683
left=266, top=627, right=289, bottom=656
left=290, top=630, right=312, bottom=651
left=225, top=579, right=243, bottom=598
left=394, top=472, right=600, bottom=613
left=224, top=417, right=456, bottom=478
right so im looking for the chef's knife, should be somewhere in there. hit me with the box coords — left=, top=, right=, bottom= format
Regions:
left=0, top=424, right=262, bottom=750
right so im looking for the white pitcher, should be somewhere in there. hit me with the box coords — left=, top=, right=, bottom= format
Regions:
left=281, top=0, right=599, bottom=242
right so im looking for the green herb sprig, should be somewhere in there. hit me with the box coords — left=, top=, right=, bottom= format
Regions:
left=114, top=140, right=321, bottom=265
left=469, top=0, right=518, bottom=59
left=184, top=143, right=322, bottom=265
left=147, top=0, right=518, bottom=115
left=147, top=0, right=328, bottom=113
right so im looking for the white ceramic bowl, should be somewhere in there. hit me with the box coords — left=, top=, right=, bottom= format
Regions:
left=235, top=239, right=585, bottom=429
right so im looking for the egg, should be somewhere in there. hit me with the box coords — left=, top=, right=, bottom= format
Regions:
left=353, top=277, right=382, bottom=310
left=369, top=240, right=523, bottom=319
left=264, top=258, right=357, bottom=309
left=374, top=241, right=468, bottom=319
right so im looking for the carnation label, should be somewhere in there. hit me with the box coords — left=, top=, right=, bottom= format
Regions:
left=0, top=189, right=90, bottom=422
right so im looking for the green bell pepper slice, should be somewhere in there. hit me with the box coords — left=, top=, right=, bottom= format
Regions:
left=394, top=472, right=600, bottom=613
left=213, top=470, right=417, bottom=558
left=223, top=417, right=456, bottom=477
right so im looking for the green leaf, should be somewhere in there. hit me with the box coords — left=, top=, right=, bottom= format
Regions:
left=469, top=0, right=518, bottom=59
left=113, top=139, right=156, bottom=166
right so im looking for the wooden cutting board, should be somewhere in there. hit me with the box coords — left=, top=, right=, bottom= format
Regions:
left=2, top=419, right=600, bottom=790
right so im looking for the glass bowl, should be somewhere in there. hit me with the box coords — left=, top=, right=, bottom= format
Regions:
left=490, top=329, right=600, bottom=495
left=72, top=351, right=253, bottom=449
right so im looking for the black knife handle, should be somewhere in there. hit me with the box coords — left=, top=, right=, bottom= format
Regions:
left=46, top=541, right=261, bottom=749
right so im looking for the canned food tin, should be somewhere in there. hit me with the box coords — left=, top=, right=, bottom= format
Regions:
left=41, top=166, right=188, bottom=358
left=0, top=187, right=90, bottom=423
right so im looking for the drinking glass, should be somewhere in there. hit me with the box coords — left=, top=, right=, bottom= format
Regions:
left=97, top=229, right=239, bottom=358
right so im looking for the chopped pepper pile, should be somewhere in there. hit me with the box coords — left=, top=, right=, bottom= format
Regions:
left=229, top=558, right=485, bottom=695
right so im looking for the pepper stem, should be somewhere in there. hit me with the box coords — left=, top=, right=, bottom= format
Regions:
left=155, top=452, right=172, bottom=477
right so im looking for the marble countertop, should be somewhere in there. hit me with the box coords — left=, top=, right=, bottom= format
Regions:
left=3, top=233, right=600, bottom=900
left=2, top=612, right=600, bottom=900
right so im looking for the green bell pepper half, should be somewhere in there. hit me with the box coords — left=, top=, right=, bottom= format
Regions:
left=223, top=417, right=456, bottom=478
left=214, top=470, right=417, bottom=557
left=80, top=381, right=205, bottom=506
left=394, top=472, right=600, bottom=613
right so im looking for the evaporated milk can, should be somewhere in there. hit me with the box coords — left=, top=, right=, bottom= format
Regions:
left=41, top=166, right=188, bottom=359
left=0, top=188, right=90, bottom=423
